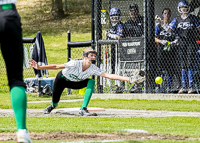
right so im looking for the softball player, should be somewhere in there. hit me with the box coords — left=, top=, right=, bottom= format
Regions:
left=155, top=8, right=178, bottom=93
left=106, top=7, right=123, bottom=40
left=29, top=48, right=145, bottom=116
left=156, top=0, right=200, bottom=94
left=105, top=7, right=124, bottom=92
left=0, top=1, right=32, bottom=142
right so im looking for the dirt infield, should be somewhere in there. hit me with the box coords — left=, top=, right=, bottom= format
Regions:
left=1, top=108, right=200, bottom=142
left=1, top=108, right=200, bottom=117
left=1, top=131, right=200, bottom=142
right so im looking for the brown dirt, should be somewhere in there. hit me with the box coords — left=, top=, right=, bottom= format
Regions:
left=0, top=132, right=200, bottom=142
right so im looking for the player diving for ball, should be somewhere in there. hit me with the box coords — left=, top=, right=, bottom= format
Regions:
left=155, top=0, right=200, bottom=94
left=29, top=48, right=145, bottom=116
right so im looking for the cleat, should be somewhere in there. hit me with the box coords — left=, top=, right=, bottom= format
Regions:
left=79, top=107, right=90, bottom=116
left=178, top=87, right=187, bottom=94
left=188, top=87, right=196, bottom=94
left=44, top=105, right=57, bottom=114
left=17, top=129, right=32, bottom=143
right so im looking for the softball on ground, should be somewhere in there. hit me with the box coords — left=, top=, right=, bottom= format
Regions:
left=155, top=76, right=163, bottom=84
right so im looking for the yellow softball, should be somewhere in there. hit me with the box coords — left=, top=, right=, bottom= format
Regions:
left=155, top=76, right=163, bottom=84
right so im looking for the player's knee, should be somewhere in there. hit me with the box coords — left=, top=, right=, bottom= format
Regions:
left=88, top=79, right=95, bottom=84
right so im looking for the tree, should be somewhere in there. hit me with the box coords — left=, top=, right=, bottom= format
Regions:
left=51, top=0, right=64, bottom=19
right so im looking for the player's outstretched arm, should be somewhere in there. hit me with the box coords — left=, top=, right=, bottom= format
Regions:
left=29, top=59, right=65, bottom=70
left=100, top=71, right=145, bottom=84
left=100, top=72, right=130, bottom=81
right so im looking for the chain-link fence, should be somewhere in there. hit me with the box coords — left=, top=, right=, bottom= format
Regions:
left=0, top=37, right=36, bottom=92
left=95, top=0, right=200, bottom=94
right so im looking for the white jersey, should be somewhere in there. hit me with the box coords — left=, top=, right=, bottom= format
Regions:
left=62, top=60, right=103, bottom=82
left=0, top=0, right=17, bottom=5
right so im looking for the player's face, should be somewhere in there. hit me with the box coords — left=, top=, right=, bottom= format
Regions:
left=180, top=6, right=188, bottom=13
left=87, top=53, right=96, bottom=61
left=162, top=10, right=171, bottom=20
left=110, top=14, right=120, bottom=23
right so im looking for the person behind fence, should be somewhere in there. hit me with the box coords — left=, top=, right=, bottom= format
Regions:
left=156, top=0, right=200, bottom=94
left=29, top=48, right=145, bottom=116
left=123, top=3, right=144, bottom=93
left=0, top=1, right=32, bottom=143
left=105, top=7, right=124, bottom=92
left=155, top=8, right=178, bottom=93
left=123, top=3, right=144, bottom=38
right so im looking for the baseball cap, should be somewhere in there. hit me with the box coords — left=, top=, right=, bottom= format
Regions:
left=129, top=4, right=139, bottom=12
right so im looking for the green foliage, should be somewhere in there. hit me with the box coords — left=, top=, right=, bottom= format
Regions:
left=17, top=0, right=92, bottom=36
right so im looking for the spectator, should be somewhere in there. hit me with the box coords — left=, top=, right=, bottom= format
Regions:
left=124, top=4, right=144, bottom=93
left=124, top=3, right=144, bottom=38
left=158, top=0, right=200, bottom=94
left=155, top=8, right=178, bottom=93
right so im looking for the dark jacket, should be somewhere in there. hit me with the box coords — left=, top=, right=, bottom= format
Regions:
left=32, top=31, right=49, bottom=78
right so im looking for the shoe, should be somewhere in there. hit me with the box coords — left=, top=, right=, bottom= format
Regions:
left=44, top=104, right=57, bottom=114
left=17, top=129, right=32, bottom=143
left=79, top=107, right=90, bottom=116
left=188, top=87, right=196, bottom=94
left=178, top=87, right=187, bottom=94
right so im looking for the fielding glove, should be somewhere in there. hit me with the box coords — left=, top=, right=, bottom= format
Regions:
left=130, top=70, right=145, bottom=84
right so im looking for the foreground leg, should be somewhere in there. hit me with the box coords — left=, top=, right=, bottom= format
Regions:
left=79, top=79, right=95, bottom=116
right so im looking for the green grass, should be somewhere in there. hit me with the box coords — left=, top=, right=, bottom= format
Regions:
left=1, top=117, right=200, bottom=138
left=26, top=99, right=200, bottom=112
left=1, top=92, right=200, bottom=112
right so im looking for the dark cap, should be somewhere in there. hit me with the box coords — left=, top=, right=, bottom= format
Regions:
left=129, top=3, right=139, bottom=12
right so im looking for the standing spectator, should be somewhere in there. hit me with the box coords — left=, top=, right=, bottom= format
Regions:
left=158, top=0, right=200, bottom=94
left=0, top=1, right=32, bottom=142
left=155, top=8, right=178, bottom=93
left=105, top=7, right=124, bottom=93
left=124, top=3, right=144, bottom=38
left=124, top=4, right=144, bottom=93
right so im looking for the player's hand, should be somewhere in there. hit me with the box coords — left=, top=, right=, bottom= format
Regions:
left=160, top=40, right=168, bottom=45
left=155, top=15, right=163, bottom=25
left=170, top=39, right=178, bottom=47
left=105, top=30, right=111, bottom=38
left=116, top=35, right=121, bottom=39
left=29, top=59, right=40, bottom=70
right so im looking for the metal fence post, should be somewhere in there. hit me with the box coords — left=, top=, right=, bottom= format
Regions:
left=96, top=0, right=103, bottom=93
left=67, top=30, right=71, bottom=95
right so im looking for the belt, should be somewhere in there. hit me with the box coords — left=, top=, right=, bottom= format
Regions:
left=61, top=74, right=70, bottom=81
left=0, top=4, right=14, bottom=10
